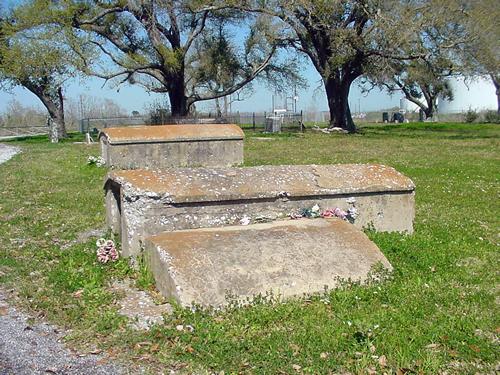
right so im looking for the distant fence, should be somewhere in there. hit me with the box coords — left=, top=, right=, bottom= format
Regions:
left=237, top=112, right=304, bottom=130
left=79, top=112, right=304, bottom=133
left=0, top=126, right=48, bottom=139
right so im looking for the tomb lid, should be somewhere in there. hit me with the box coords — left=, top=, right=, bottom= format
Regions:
left=106, top=164, right=415, bottom=203
left=99, top=124, right=244, bottom=144
left=145, top=218, right=392, bottom=306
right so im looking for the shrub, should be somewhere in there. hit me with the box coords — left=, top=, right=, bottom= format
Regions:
left=483, top=110, right=500, bottom=124
left=464, top=108, right=479, bottom=123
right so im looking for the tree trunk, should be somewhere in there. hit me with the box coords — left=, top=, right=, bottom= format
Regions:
left=497, top=89, right=500, bottom=114
left=224, top=95, right=229, bottom=117
left=492, top=74, right=500, bottom=114
left=45, top=96, right=66, bottom=140
left=324, top=77, right=356, bottom=133
left=27, top=84, right=67, bottom=141
left=168, top=73, right=189, bottom=117
left=215, top=97, right=222, bottom=117
left=56, top=87, right=67, bottom=139
left=404, top=93, right=434, bottom=120
left=421, top=87, right=437, bottom=121
left=424, top=105, right=434, bottom=119
left=47, top=117, right=58, bottom=143
left=405, top=99, right=433, bottom=120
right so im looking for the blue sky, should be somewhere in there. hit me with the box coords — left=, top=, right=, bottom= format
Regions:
left=3, top=63, right=496, bottom=116
left=1, top=0, right=496, bottom=116
left=0, top=63, right=402, bottom=115
left=0, top=0, right=401, bottom=115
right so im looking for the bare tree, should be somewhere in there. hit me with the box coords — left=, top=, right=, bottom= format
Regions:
left=0, top=99, right=46, bottom=128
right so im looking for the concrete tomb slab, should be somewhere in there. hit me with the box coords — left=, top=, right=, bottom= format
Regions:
left=144, top=218, right=392, bottom=307
left=104, top=164, right=415, bottom=257
left=99, top=124, right=244, bottom=169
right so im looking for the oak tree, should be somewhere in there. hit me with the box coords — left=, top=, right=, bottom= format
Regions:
left=22, top=0, right=300, bottom=117
left=0, top=5, right=87, bottom=141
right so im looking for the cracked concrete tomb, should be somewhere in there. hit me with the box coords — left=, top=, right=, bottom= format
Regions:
left=99, top=124, right=244, bottom=169
left=144, top=218, right=392, bottom=307
left=104, top=164, right=415, bottom=257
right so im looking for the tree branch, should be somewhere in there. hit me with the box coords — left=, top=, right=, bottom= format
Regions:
left=184, top=11, right=209, bottom=53
left=189, top=46, right=277, bottom=104
left=77, top=7, right=125, bottom=26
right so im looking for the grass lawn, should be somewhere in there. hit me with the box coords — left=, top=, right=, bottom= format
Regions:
left=0, top=123, right=498, bottom=374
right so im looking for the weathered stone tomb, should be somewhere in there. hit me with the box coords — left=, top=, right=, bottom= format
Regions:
left=145, top=218, right=392, bottom=307
left=99, top=124, right=244, bottom=169
left=104, top=163, right=415, bottom=258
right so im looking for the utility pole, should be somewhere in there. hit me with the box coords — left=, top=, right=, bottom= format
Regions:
left=293, top=85, right=298, bottom=113
left=79, top=95, right=85, bottom=119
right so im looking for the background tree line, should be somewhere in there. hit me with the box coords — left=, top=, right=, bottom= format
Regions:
left=0, top=0, right=498, bottom=141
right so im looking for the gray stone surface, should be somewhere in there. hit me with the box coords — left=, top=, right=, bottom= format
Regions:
left=99, top=124, right=244, bottom=169
left=110, top=280, right=172, bottom=331
left=105, top=164, right=415, bottom=257
left=0, top=288, right=127, bottom=375
left=145, top=218, right=392, bottom=306
left=0, top=144, right=21, bottom=165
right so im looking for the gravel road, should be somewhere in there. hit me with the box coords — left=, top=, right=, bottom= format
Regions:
left=0, top=144, right=21, bottom=164
left=0, top=289, right=125, bottom=375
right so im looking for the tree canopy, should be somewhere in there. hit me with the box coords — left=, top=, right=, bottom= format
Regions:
left=460, top=0, right=500, bottom=112
left=225, top=0, right=447, bottom=131
left=1, top=0, right=498, bottom=131
left=365, top=0, right=471, bottom=119
left=16, top=0, right=302, bottom=117
left=0, top=4, right=92, bottom=140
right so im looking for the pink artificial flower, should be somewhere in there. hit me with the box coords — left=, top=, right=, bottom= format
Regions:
left=96, top=239, right=119, bottom=263
left=97, top=248, right=109, bottom=263
left=333, top=207, right=348, bottom=219
left=321, top=209, right=335, bottom=218
left=109, top=247, right=119, bottom=261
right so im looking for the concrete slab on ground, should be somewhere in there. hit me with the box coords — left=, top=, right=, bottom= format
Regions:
left=145, top=218, right=392, bottom=307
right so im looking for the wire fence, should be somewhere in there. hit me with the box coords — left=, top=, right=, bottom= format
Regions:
left=0, top=126, right=49, bottom=139
left=79, top=111, right=305, bottom=133
left=2, top=108, right=492, bottom=138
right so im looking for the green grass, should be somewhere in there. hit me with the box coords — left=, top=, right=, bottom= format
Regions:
left=0, top=122, right=498, bottom=373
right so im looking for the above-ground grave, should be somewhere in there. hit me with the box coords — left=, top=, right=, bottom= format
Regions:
left=99, top=124, right=244, bottom=169
left=105, top=164, right=415, bottom=258
left=101, top=125, right=415, bottom=306
left=145, top=218, right=392, bottom=306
